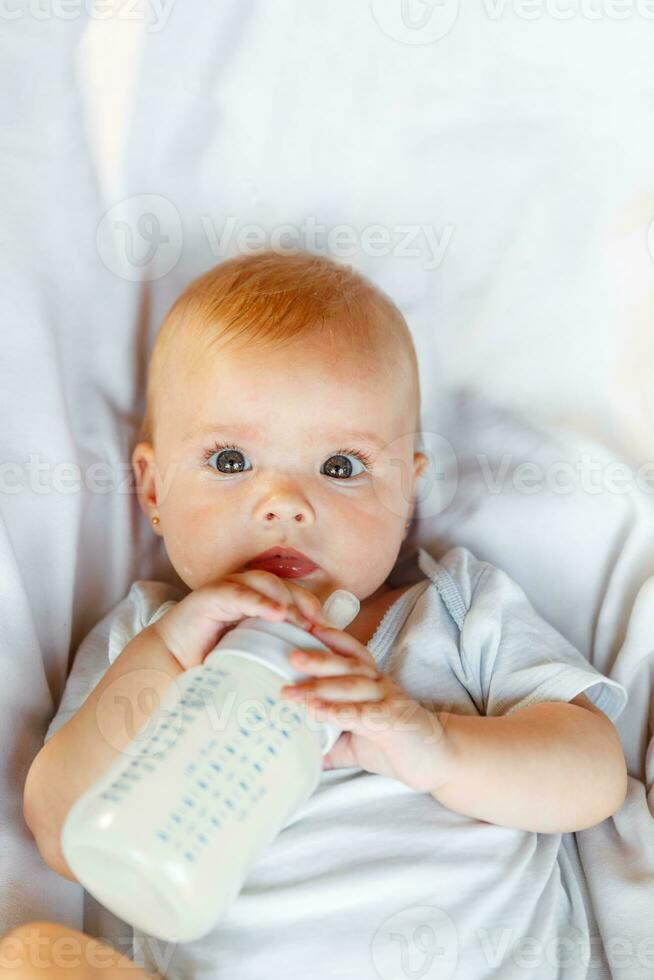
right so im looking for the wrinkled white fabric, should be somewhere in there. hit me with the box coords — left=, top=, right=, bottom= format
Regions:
left=5, top=5, right=654, bottom=974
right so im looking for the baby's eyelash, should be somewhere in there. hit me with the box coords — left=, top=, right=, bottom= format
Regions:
left=200, top=441, right=240, bottom=464
left=335, top=447, right=373, bottom=468
left=200, top=442, right=373, bottom=469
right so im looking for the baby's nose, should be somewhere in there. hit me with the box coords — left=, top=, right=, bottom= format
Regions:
left=255, top=499, right=314, bottom=526
left=264, top=511, right=306, bottom=523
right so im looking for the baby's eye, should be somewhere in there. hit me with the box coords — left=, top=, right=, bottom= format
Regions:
left=321, top=451, right=370, bottom=480
left=204, top=445, right=252, bottom=475
left=202, top=443, right=371, bottom=479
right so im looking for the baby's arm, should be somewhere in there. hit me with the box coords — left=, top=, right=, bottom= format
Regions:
left=23, top=623, right=184, bottom=882
left=23, top=570, right=325, bottom=882
left=429, top=692, right=628, bottom=832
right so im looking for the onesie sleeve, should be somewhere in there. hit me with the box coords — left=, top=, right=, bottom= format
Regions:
left=459, top=563, right=628, bottom=722
left=43, top=581, right=183, bottom=744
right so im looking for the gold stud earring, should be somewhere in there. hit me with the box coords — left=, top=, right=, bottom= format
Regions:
left=151, top=515, right=160, bottom=526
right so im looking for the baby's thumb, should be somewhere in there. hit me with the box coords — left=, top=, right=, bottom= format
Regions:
left=322, top=731, right=358, bottom=771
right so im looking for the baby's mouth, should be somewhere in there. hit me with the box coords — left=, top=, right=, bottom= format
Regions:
left=245, top=547, right=319, bottom=579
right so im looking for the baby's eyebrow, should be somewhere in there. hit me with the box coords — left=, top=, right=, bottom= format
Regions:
left=184, top=422, right=385, bottom=450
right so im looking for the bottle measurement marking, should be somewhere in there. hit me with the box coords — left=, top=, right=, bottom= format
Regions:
left=98, top=663, right=309, bottom=857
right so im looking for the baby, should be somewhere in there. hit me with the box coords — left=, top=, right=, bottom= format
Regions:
left=23, top=250, right=628, bottom=980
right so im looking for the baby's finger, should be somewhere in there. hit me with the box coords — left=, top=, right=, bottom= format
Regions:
left=288, top=647, right=379, bottom=679
left=301, top=698, right=393, bottom=739
left=220, top=572, right=313, bottom=628
left=204, top=583, right=289, bottom=623
left=308, top=624, right=378, bottom=669
left=283, top=582, right=330, bottom=627
left=227, top=569, right=329, bottom=629
left=282, top=674, right=383, bottom=703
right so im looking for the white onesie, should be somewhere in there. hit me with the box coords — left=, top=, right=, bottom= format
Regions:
left=44, top=545, right=628, bottom=980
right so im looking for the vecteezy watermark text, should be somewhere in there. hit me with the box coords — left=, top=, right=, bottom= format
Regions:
left=95, top=195, right=455, bottom=281
left=370, top=0, right=654, bottom=49
left=2, top=448, right=654, bottom=503
left=0, top=0, right=175, bottom=32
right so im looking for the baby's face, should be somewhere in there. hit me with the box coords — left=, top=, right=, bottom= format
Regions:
left=132, top=337, right=425, bottom=606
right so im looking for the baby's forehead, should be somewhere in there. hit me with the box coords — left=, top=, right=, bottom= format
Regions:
left=160, top=327, right=417, bottom=437
left=180, top=334, right=393, bottom=390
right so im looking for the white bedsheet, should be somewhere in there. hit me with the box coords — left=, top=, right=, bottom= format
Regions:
left=0, top=12, right=170, bottom=942
left=3, top=5, right=654, bottom=977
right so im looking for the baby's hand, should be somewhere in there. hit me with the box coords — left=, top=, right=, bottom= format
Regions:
left=280, top=625, right=452, bottom=792
left=153, top=570, right=328, bottom=671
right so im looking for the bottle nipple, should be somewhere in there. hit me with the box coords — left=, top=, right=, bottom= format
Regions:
left=321, top=590, right=360, bottom=629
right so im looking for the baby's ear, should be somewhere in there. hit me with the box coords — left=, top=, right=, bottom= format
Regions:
left=131, top=442, right=158, bottom=522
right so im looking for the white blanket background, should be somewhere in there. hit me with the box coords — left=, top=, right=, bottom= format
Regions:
left=3, top=3, right=654, bottom=976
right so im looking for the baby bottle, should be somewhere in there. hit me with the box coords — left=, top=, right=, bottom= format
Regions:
left=60, top=589, right=360, bottom=943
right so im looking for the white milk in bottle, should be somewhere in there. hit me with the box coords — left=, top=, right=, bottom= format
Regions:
left=60, top=590, right=360, bottom=942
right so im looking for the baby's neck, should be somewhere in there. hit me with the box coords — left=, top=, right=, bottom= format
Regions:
left=345, top=582, right=413, bottom=646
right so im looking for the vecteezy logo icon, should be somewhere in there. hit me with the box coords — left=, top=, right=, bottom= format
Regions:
left=371, top=430, right=458, bottom=521
left=96, top=194, right=183, bottom=282
left=95, top=669, right=185, bottom=758
left=370, top=0, right=460, bottom=44
left=370, top=904, right=459, bottom=978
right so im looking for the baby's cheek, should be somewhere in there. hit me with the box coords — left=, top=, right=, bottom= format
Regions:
left=340, top=518, right=402, bottom=595
left=370, top=463, right=414, bottom=529
left=159, top=509, right=219, bottom=590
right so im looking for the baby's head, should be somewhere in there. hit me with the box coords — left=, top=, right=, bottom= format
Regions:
left=132, top=250, right=427, bottom=605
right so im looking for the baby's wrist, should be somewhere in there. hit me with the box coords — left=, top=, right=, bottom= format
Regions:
left=432, top=711, right=461, bottom=795
left=424, top=710, right=458, bottom=796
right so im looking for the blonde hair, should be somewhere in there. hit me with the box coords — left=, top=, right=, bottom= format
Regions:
left=138, top=249, right=421, bottom=446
